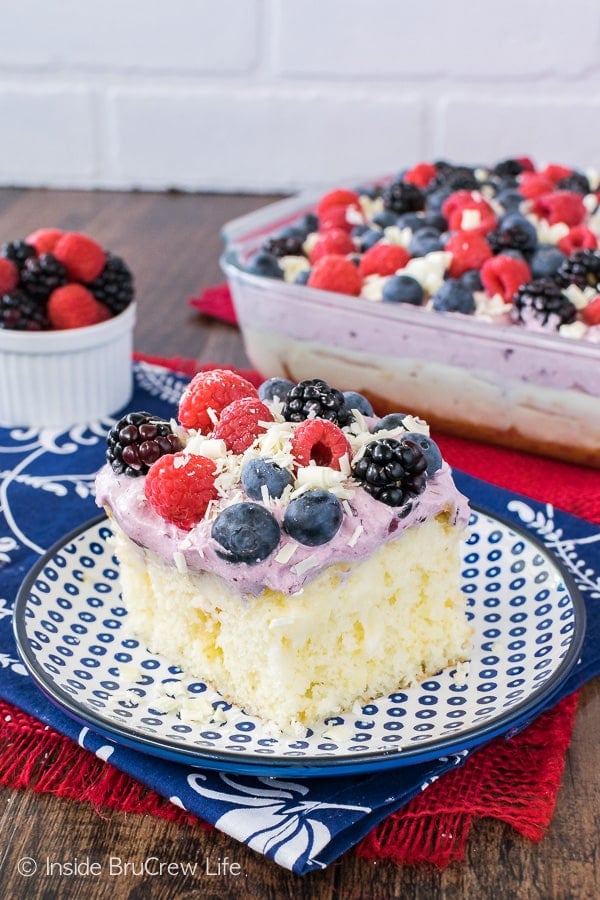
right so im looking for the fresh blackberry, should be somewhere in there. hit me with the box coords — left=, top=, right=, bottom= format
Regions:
left=88, top=253, right=134, bottom=315
left=106, top=412, right=182, bottom=477
left=382, top=180, right=425, bottom=215
left=1, top=240, right=36, bottom=271
left=492, top=158, right=525, bottom=179
left=0, top=290, right=50, bottom=331
left=556, top=172, right=590, bottom=195
left=352, top=438, right=427, bottom=507
left=555, top=248, right=600, bottom=290
left=429, top=163, right=479, bottom=193
left=20, top=253, right=67, bottom=301
left=262, top=233, right=306, bottom=258
left=282, top=378, right=351, bottom=426
left=511, top=278, right=577, bottom=328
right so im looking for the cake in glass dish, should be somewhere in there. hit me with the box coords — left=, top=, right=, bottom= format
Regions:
left=221, top=157, right=600, bottom=466
left=95, top=369, right=472, bottom=733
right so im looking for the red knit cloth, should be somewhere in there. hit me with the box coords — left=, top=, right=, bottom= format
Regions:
left=1, top=308, right=594, bottom=868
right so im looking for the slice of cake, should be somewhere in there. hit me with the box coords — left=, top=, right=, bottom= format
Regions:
left=95, top=369, right=472, bottom=733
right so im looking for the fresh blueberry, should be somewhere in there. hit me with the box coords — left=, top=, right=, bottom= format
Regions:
left=241, top=458, right=294, bottom=501
left=432, top=279, right=475, bottom=314
left=357, top=227, right=383, bottom=251
left=409, top=226, right=444, bottom=257
left=382, top=274, right=424, bottom=306
left=373, top=413, right=408, bottom=433
left=294, top=268, right=310, bottom=285
left=495, top=188, right=523, bottom=212
left=247, top=251, right=284, bottom=279
left=396, top=212, right=424, bottom=231
left=342, top=391, right=374, bottom=417
left=401, top=432, right=443, bottom=476
left=211, top=502, right=280, bottom=564
left=283, top=490, right=343, bottom=546
left=423, top=211, right=448, bottom=231
left=278, top=224, right=305, bottom=240
left=424, top=187, right=452, bottom=212
left=530, top=244, right=566, bottom=279
left=258, top=377, right=294, bottom=403
left=503, top=248, right=527, bottom=262
left=459, top=269, right=483, bottom=292
left=495, top=173, right=520, bottom=190
left=497, top=212, right=538, bottom=253
left=372, top=210, right=397, bottom=229
left=297, top=213, right=318, bottom=235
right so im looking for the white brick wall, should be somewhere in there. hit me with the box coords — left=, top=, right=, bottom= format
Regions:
left=1, top=0, right=599, bottom=193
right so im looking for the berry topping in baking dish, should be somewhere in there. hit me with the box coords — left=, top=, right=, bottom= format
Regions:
left=241, top=157, right=600, bottom=340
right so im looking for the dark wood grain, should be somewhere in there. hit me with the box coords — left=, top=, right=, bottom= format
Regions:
left=0, top=188, right=598, bottom=900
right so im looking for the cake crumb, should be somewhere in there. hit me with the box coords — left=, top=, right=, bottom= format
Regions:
left=451, top=661, right=470, bottom=685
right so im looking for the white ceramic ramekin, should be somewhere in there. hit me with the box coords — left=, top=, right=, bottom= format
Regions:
left=0, top=303, right=136, bottom=429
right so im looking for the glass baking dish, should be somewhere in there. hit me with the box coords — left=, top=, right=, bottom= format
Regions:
left=221, top=193, right=600, bottom=467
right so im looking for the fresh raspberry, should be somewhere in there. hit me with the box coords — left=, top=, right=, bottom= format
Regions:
left=316, top=189, right=361, bottom=219
left=557, top=226, right=598, bottom=256
left=403, top=162, right=437, bottom=189
left=451, top=203, right=496, bottom=234
left=0, top=257, right=18, bottom=294
left=515, top=156, right=535, bottom=173
left=540, top=163, right=573, bottom=185
left=178, top=369, right=259, bottom=433
left=47, top=284, right=109, bottom=329
left=441, top=190, right=479, bottom=220
left=309, top=228, right=355, bottom=263
left=582, top=295, right=600, bottom=326
left=212, top=397, right=274, bottom=453
left=444, top=194, right=496, bottom=234
left=53, top=231, right=107, bottom=282
left=358, top=243, right=410, bottom=278
left=318, top=204, right=360, bottom=233
left=307, top=254, right=362, bottom=295
left=518, top=171, right=554, bottom=200
left=446, top=231, right=493, bottom=278
left=531, top=191, right=586, bottom=227
left=480, top=254, right=532, bottom=302
left=291, top=418, right=351, bottom=470
left=25, top=227, right=64, bottom=256
left=144, top=453, right=218, bottom=531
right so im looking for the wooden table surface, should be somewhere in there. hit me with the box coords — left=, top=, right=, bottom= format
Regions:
left=0, top=188, right=598, bottom=900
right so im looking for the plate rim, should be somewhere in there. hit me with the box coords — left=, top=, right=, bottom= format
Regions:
left=13, top=505, right=587, bottom=777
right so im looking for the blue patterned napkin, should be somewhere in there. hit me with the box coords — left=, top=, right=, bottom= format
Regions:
left=1, top=362, right=598, bottom=875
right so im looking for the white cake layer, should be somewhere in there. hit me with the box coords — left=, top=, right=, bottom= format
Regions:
left=112, top=513, right=471, bottom=733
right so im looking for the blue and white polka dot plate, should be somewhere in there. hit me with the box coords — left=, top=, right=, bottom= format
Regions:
left=14, top=508, right=585, bottom=777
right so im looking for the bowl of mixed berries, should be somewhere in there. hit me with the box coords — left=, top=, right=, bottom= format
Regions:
left=0, top=227, right=135, bottom=429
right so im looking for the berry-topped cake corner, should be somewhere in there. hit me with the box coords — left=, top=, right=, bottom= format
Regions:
left=95, top=368, right=472, bottom=734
